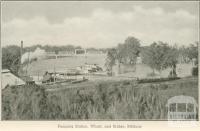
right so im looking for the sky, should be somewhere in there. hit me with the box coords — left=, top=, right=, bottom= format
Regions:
left=1, top=1, right=199, bottom=48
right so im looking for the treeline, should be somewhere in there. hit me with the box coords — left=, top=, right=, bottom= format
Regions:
left=22, top=44, right=107, bottom=53
left=105, top=36, right=198, bottom=76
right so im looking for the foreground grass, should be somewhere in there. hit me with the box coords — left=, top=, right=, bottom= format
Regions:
left=2, top=77, right=198, bottom=120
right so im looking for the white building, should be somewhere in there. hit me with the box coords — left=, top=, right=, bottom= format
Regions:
left=1, top=69, right=25, bottom=89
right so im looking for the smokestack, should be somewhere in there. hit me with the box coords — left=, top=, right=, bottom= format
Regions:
left=20, top=40, right=23, bottom=64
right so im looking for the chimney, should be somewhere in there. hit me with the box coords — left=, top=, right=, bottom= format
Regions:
left=20, top=40, right=23, bottom=64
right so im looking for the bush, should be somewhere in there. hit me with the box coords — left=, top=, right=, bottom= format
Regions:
left=146, top=72, right=158, bottom=77
left=192, top=67, right=198, bottom=76
left=137, top=77, right=180, bottom=84
left=2, top=85, right=48, bottom=120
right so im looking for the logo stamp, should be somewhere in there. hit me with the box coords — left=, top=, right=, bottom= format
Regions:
left=166, top=95, right=198, bottom=127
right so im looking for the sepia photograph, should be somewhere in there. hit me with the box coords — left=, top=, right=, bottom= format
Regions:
left=1, top=1, right=199, bottom=121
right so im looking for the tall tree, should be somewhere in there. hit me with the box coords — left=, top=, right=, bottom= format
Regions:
left=178, top=42, right=198, bottom=64
left=2, top=45, right=21, bottom=75
left=105, top=48, right=117, bottom=75
left=105, top=36, right=141, bottom=75
left=142, top=41, right=179, bottom=76
left=142, top=42, right=170, bottom=73
left=118, top=37, right=140, bottom=64
left=186, top=43, right=198, bottom=62
left=163, top=46, right=179, bottom=77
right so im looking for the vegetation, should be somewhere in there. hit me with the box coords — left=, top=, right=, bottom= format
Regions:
left=22, top=44, right=108, bottom=54
left=192, top=67, right=198, bottom=76
left=117, top=37, right=140, bottom=64
left=2, top=77, right=198, bottom=120
left=179, top=42, right=199, bottom=64
left=105, top=37, right=198, bottom=77
left=141, top=42, right=179, bottom=76
left=105, top=36, right=141, bottom=74
left=105, top=48, right=117, bottom=75
left=137, top=77, right=180, bottom=84
left=184, top=43, right=198, bottom=61
left=2, top=45, right=21, bottom=75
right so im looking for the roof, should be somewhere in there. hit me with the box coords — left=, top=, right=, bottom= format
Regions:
left=1, top=69, right=25, bottom=89
left=166, top=95, right=198, bottom=106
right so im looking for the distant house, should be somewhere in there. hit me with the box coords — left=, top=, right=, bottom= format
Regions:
left=1, top=69, right=25, bottom=89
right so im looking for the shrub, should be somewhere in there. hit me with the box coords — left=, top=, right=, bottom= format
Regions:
left=146, top=72, right=158, bottom=77
left=192, top=67, right=198, bottom=76
left=137, top=77, right=180, bottom=84
left=2, top=85, right=48, bottom=120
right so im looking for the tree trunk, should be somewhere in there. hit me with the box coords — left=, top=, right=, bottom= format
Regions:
left=172, top=64, right=177, bottom=77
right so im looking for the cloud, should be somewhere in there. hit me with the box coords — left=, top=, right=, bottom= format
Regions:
left=2, top=6, right=199, bottom=48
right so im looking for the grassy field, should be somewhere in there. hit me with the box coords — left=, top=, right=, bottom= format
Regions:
left=2, top=77, right=198, bottom=120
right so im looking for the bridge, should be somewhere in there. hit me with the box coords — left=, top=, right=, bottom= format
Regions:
left=46, top=49, right=87, bottom=59
left=46, top=52, right=75, bottom=59
left=46, top=49, right=106, bottom=59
